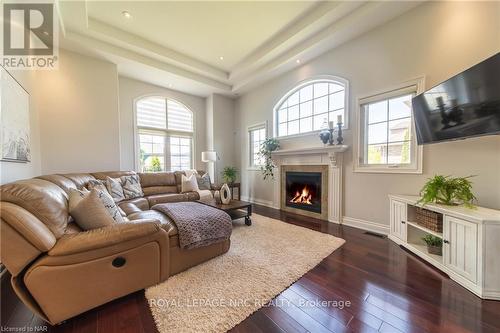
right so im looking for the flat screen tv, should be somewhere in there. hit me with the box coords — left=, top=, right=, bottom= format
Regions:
left=412, top=52, right=500, bottom=145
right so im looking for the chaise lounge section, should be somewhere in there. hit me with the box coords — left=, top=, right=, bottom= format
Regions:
left=0, top=170, right=230, bottom=325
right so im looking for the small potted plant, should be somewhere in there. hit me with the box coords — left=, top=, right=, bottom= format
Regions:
left=259, top=138, right=280, bottom=180
left=422, top=234, right=443, bottom=256
left=221, top=166, right=238, bottom=185
left=418, top=175, right=476, bottom=208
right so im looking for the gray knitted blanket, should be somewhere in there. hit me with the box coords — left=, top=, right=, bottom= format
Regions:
left=152, top=202, right=232, bottom=249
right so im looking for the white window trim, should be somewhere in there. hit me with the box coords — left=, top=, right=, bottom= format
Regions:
left=248, top=121, right=267, bottom=171
left=273, top=75, right=350, bottom=139
left=133, top=94, right=196, bottom=172
left=354, top=77, right=425, bottom=174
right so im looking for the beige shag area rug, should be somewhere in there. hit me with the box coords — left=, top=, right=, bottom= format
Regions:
left=146, top=213, right=345, bottom=333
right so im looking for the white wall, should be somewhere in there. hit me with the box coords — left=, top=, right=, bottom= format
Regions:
left=207, top=94, right=236, bottom=183
left=34, top=50, right=121, bottom=174
left=118, top=76, right=207, bottom=171
left=0, top=70, right=42, bottom=184
left=235, top=1, right=500, bottom=226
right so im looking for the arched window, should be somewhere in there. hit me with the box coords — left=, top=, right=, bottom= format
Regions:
left=135, top=96, right=194, bottom=172
left=274, top=77, right=348, bottom=137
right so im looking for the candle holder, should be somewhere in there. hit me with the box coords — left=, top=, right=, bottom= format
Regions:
left=337, top=122, right=343, bottom=145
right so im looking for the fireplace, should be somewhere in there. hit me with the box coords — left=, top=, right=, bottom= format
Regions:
left=280, top=165, right=329, bottom=220
left=285, top=172, right=322, bottom=213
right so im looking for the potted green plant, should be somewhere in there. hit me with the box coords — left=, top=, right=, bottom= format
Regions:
left=422, top=234, right=443, bottom=256
left=418, top=175, right=476, bottom=208
left=259, top=138, right=280, bottom=180
left=221, top=166, right=238, bottom=184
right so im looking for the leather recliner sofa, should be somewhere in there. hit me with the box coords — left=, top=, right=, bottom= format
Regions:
left=0, top=170, right=230, bottom=325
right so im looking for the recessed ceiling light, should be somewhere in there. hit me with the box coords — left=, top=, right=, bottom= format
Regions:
left=296, top=59, right=301, bottom=64
left=42, top=31, right=49, bottom=36
left=122, top=11, right=131, bottom=19
left=168, top=83, right=173, bottom=88
left=219, top=56, right=224, bottom=61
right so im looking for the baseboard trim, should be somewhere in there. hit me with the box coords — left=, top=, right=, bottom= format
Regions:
left=240, top=196, right=278, bottom=209
left=342, top=216, right=390, bottom=235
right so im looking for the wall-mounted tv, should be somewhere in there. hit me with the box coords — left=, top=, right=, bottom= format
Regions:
left=412, top=52, right=500, bottom=145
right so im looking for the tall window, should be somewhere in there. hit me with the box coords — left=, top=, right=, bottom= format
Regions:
left=136, top=96, right=194, bottom=172
left=274, top=77, right=347, bottom=137
left=355, top=80, right=423, bottom=173
left=249, top=124, right=266, bottom=167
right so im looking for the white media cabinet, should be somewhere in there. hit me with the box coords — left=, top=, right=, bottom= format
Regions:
left=389, top=195, right=500, bottom=300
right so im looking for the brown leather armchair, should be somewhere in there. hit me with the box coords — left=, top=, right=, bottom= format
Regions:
left=0, top=170, right=230, bottom=325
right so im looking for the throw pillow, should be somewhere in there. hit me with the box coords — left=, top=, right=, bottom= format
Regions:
left=197, top=173, right=212, bottom=190
left=106, top=176, right=125, bottom=203
left=68, top=188, right=124, bottom=223
left=121, top=174, right=144, bottom=199
left=69, top=189, right=115, bottom=230
left=87, top=179, right=108, bottom=193
left=181, top=174, right=199, bottom=193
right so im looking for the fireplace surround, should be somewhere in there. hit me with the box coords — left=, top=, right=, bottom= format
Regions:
left=280, top=165, right=329, bottom=219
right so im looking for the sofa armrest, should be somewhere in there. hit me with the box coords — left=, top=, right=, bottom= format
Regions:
left=48, top=220, right=162, bottom=256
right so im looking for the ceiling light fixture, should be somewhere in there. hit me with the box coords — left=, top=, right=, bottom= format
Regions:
left=122, top=11, right=131, bottom=19
left=296, top=59, right=301, bottom=64
left=219, top=56, right=224, bottom=61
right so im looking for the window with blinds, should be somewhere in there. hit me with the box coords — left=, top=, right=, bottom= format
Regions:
left=136, top=96, right=194, bottom=172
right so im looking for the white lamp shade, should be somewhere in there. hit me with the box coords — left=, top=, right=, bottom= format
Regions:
left=201, top=151, right=217, bottom=162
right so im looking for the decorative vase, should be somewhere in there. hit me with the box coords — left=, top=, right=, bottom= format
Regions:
left=265, top=141, right=279, bottom=152
left=220, top=183, right=231, bottom=204
left=214, top=190, right=222, bottom=204
left=319, top=129, right=330, bottom=145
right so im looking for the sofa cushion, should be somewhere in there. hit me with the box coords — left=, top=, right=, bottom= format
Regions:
left=87, top=179, right=108, bottom=193
left=197, top=173, right=212, bottom=190
left=147, top=193, right=200, bottom=206
left=105, top=176, right=125, bottom=203
left=127, top=210, right=178, bottom=236
left=91, top=171, right=136, bottom=180
left=1, top=179, right=69, bottom=238
left=36, top=174, right=77, bottom=194
left=139, top=172, right=176, bottom=187
left=142, top=185, right=178, bottom=196
left=118, top=197, right=149, bottom=215
left=69, top=189, right=116, bottom=230
left=181, top=174, right=199, bottom=193
left=69, top=188, right=124, bottom=223
left=120, top=174, right=143, bottom=199
left=60, top=173, right=96, bottom=190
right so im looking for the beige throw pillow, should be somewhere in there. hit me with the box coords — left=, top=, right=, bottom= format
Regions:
left=69, top=189, right=115, bottom=230
left=181, top=174, right=199, bottom=193
left=69, top=188, right=124, bottom=223
left=106, top=176, right=125, bottom=202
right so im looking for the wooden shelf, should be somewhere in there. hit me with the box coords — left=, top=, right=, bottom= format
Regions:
left=407, top=221, right=443, bottom=238
left=406, top=242, right=443, bottom=264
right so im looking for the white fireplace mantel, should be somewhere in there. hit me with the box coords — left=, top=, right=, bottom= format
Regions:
left=271, top=145, right=348, bottom=224
left=271, top=145, right=348, bottom=156
left=272, top=145, right=348, bottom=167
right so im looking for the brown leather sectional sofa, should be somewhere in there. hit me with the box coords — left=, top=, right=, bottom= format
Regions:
left=0, top=170, right=230, bottom=325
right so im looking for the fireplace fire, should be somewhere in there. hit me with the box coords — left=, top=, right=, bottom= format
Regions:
left=285, top=171, right=321, bottom=213
left=290, top=185, right=313, bottom=205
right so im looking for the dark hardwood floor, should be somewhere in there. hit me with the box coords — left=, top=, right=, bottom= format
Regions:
left=2, top=205, right=500, bottom=332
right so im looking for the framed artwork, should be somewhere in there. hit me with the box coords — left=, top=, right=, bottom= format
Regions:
left=0, top=66, right=31, bottom=163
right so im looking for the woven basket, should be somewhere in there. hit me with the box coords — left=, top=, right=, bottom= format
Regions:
left=415, top=208, right=443, bottom=232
